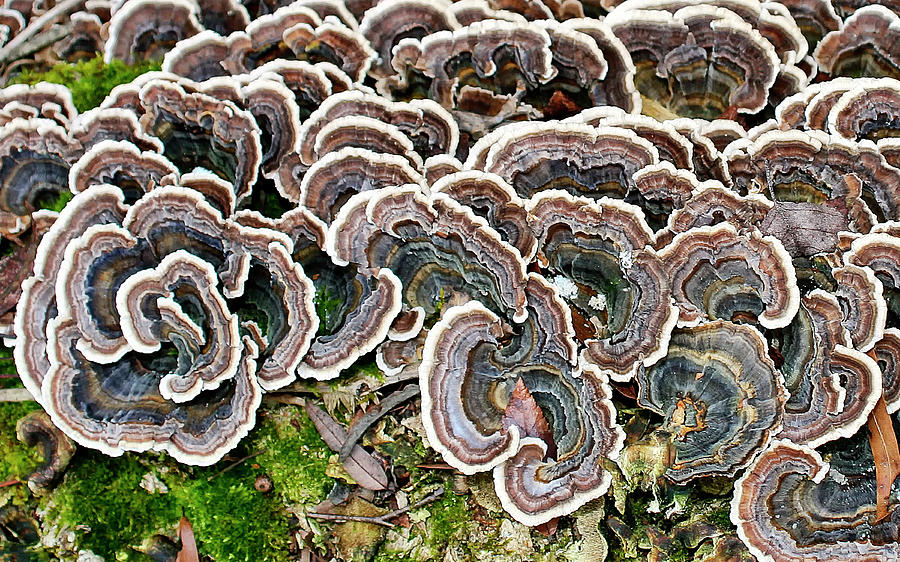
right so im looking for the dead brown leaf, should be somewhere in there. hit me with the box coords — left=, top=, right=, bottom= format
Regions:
left=501, top=378, right=556, bottom=459
left=176, top=515, right=199, bottom=562
left=304, top=400, right=389, bottom=491
left=867, top=395, right=900, bottom=521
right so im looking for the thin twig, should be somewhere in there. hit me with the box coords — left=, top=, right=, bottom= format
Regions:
left=0, top=0, right=83, bottom=66
left=206, top=450, right=264, bottom=481
left=365, top=371, right=419, bottom=395
left=306, top=486, right=444, bottom=528
left=0, top=388, right=35, bottom=402
left=338, top=384, right=420, bottom=462
left=0, top=478, right=23, bottom=489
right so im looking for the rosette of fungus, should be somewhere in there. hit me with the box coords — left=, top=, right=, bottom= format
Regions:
left=527, top=190, right=677, bottom=381
left=732, top=439, right=900, bottom=562
left=827, top=78, right=900, bottom=143
left=14, top=182, right=320, bottom=463
left=635, top=320, right=786, bottom=482
left=420, top=274, right=624, bottom=525
left=68, top=140, right=179, bottom=201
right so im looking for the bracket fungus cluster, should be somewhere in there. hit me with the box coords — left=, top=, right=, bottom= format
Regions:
left=4, top=0, right=900, bottom=556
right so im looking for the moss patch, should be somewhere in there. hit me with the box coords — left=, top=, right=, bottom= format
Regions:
left=41, top=405, right=335, bottom=560
left=0, top=401, right=42, bottom=481
left=11, top=55, right=162, bottom=112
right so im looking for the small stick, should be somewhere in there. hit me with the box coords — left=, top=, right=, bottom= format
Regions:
left=206, top=450, right=264, bottom=481
left=306, top=486, right=444, bottom=528
left=0, top=0, right=83, bottom=65
left=338, top=384, right=420, bottom=461
left=0, top=388, right=35, bottom=402
left=0, top=478, right=22, bottom=489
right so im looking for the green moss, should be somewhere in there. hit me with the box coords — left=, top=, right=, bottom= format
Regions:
left=168, top=470, right=290, bottom=562
left=42, top=406, right=333, bottom=560
left=0, top=401, right=42, bottom=481
left=426, top=491, right=469, bottom=548
left=11, top=55, right=161, bottom=112
left=314, top=286, right=344, bottom=337
left=249, top=406, right=334, bottom=506
left=44, top=451, right=177, bottom=559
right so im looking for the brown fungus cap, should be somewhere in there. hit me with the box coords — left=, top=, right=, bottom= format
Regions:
left=732, top=439, right=900, bottom=562
left=636, top=320, right=786, bottom=482
left=527, top=190, right=677, bottom=381
left=326, top=185, right=530, bottom=323
left=104, top=0, right=202, bottom=65
left=420, top=275, right=624, bottom=526
left=359, top=0, right=460, bottom=79
left=777, top=290, right=881, bottom=447
left=68, top=140, right=179, bottom=200
left=472, top=122, right=658, bottom=200
left=815, top=5, right=900, bottom=78
left=431, top=170, right=537, bottom=261
left=659, top=223, right=799, bottom=329
left=138, top=80, right=262, bottom=205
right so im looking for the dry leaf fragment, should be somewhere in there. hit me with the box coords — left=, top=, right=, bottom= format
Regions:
left=501, top=378, right=557, bottom=459
left=304, top=400, right=389, bottom=490
left=866, top=395, right=900, bottom=521
left=176, top=515, right=199, bottom=562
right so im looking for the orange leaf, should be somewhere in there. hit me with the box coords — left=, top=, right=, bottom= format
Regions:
left=501, top=378, right=556, bottom=459
left=867, top=396, right=900, bottom=521
left=176, top=515, right=200, bottom=562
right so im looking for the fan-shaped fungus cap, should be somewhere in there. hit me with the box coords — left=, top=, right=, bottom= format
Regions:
left=15, top=410, right=76, bottom=494
left=327, top=186, right=529, bottom=323
left=359, top=0, right=460, bottom=79
left=431, top=170, right=537, bottom=261
left=0, top=119, right=79, bottom=220
left=828, top=78, right=900, bottom=141
left=815, top=5, right=900, bottom=78
left=528, top=191, right=677, bottom=380
left=777, top=291, right=882, bottom=447
left=68, top=140, right=179, bottom=201
left=655, top=182, right=772, bottom=249
left=282, top=18, right=377, bottom=82
left=420, top=275, right=624, bottom=525
left=659, top=223, right=799, bottom=329
left=472, top=122, right=658, bottom=200
left=296, top=90, right=459, bottom=166
left=0, top=83, right=76, bottom=126
left=104, top=0, right=202, bottom=64
left=14, top=186, right=128, bottom=405
left=161, top=30, right=230, bottom=82
left=138, top=80, right=262, bottom=204
left=608, top=5, right=780, bottom=117
left=385, top=20, right=555, bottom=110
left=567, top=108, right=694, bottom=171
left=832, top=263, right=887, bottom=352
left=293, top=147, right=424, bottom=223
left=54, top=12, right=104, bottom=63
left=732, top=439, right=900, bottom=562
left=636, top=320, right=786, bottom=482
left=779, top=0, right=841, bottom=47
